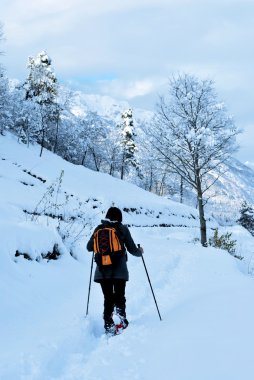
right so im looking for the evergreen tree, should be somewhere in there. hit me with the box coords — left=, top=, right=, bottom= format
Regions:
left=237, top=201, right=254, bottom=236
left=118, top=109, right=138, bottom=180
left=23, top=51, right=58, bottom=156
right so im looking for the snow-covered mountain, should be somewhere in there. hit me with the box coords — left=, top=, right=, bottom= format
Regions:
left=1, top=133, right=254, bottom=380
left=171, top=158, right=254, bottom=224
left=67, top=89, right=154, bottom=124
left=206, top=158, right=254, bottom=222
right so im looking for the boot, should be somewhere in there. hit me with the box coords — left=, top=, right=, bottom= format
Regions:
left=115, top=307, right=129, bottom=329
left=104, top=317, right=116, bottom=336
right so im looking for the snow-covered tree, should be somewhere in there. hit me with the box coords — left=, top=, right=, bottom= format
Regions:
left=0, top=68, right=11, bottom=135
left=8, top=83, right=40, bottom=145
left=118, top=109, right=138, bottom=180
left=0, top=26, right=12, bottom=135
left=78, top=111, right=108, bottom=171
left=23, top=51, right=58, bottom=156
left=149, top=73, right=240, bottom=246
left=237, top=201, right=254, bottom=236
left=45, top=86, right=75, bottom=157
left=104, top=123, right=121, bottom=176
left=0, top=22, right=3, bottom=57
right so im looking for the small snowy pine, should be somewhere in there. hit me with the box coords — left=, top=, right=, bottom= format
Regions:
left=23, top=51, right=58, bottom=156
left=237, top=201, right=254, bottom=236
left=118, top=108, right=139, bottom=179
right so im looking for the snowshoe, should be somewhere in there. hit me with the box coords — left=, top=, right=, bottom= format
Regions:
left=115, top=317, right=129, bottom=334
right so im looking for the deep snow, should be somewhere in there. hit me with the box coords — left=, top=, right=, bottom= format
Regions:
left=1, top=134, right=254, bottom=380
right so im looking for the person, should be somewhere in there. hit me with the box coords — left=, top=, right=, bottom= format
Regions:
left=87, top=206, right=144, bottom=335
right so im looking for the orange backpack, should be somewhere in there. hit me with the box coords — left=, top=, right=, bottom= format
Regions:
left=93, top=226, right=123, bottom=266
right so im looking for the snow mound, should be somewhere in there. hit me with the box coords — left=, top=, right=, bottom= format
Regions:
left=0, top=221, right=67, bottom=262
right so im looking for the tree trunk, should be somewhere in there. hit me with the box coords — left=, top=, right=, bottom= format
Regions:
left=91, top=149, right=100, bottom=171
left=109, top=162, right=114, bottom=176
left=149, top=167, right=153, bottom=192
left=40, top=128, right=45, bottom=157
left=196, top=177, right=207, bottom=246
left=180, top=176, right=183, bottom=203
left=109, top=150, right=116, bottom=176
left=159, top=174, right=165, bottom=196
left=120, top=165, right=124, bottom=180
left=197, top=193, right=207, bottom=246
left=53, top=115, right=59, bottom=153
left=81, top=150, right=87, bottom=166
left=120, top=152, right=125, bottom=180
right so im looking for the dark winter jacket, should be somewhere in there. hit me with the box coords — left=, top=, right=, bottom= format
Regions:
left=86, top=220, right=142, bottom=282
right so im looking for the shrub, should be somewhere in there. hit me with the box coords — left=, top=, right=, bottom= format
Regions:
left=237, top=201, right=254, bottom=236
left=208, top=228, right=237, bottom=255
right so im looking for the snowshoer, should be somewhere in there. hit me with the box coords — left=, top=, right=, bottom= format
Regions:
left=87, top=206, right=144, bottom=336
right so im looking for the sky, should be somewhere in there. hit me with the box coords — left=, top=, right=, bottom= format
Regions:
left=0, top=0, right=254, bottom=162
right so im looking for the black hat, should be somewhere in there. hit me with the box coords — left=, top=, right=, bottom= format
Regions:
left=105, top=207, right=122, bottom=222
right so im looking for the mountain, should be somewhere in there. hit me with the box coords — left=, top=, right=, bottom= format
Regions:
left=65, top=88, right=154, bottom=124
left=171, top=158, right=254, bottom=224
left=206, top=158, right=254, bottom=222
left=1, top=133, right=254, bottom=380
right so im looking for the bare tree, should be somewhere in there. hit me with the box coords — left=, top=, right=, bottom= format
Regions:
left=149, top=73, right=240, bottom=246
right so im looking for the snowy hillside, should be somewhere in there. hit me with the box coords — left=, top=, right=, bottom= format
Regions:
left=1, top=134, right=254, bottom=380
left=0, top=133, right=209, bottom=261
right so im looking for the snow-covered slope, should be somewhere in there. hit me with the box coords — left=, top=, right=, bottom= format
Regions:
left=1, top=134, right=254, bottom=380
left=0, top=133, right=207, bottom=262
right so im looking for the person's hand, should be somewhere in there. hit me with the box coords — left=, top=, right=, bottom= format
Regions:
left=137, top=244, right=144, bottom=254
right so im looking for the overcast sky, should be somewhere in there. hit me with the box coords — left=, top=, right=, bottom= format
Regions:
left=1, top=0, right=254, bottom=162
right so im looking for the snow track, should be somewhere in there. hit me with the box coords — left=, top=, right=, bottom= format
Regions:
left=2, top=227, right=254, bottom=380
left=1, top=134, right=254, bottom=379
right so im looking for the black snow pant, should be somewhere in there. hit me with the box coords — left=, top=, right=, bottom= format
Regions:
left=100, top=279, right=126, bottom=323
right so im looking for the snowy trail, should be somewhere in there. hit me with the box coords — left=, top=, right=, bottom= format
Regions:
left=2, top=127, right=254, bottom=380
left=2, top=227, right=254, bottom=380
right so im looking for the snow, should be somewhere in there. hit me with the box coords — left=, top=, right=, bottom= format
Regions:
left=1, top=134, right=254, bottom=379
left=0, top=221, right=68, bottom=261
left=68, top=91, right=153, bottom=122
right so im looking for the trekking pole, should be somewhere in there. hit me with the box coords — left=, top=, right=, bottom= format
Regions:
left=138, top=244, right=162, bottom=321
left=86, top=253, right=94, bottom=317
